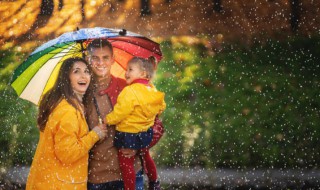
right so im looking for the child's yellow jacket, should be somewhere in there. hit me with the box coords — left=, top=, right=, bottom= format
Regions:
left=26, top=99, right=99, bottom=190
left=106, top=83, right=166, bottom=133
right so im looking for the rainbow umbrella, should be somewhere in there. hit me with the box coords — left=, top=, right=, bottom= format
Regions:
left=10, top=27, right=162, bottom=105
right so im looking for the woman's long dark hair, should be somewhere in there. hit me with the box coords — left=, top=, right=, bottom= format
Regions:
left=37, top=57, right=90, bottom=131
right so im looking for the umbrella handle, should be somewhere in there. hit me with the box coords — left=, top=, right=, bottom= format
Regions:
left=94, top=96, right=104, bottom=124
left=98, top=117, right=103, bottom=125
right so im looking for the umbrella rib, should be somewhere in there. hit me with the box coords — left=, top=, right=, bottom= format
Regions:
left=109, top=37, right=161, bottom=54
left=48, top=49, right=80, bottom=54
left=47, top=54, right=74, bottom=59
left=113, top=45, right=160, bottom=60
left=112, top=43, right=161, bottom=56
left=46, top=43, right=81, bottom=57
left=51, top=44, right=70, bottom=50
left=46, top=49, right=81, bottom=57
left=50, top=42, right=79, bottom=50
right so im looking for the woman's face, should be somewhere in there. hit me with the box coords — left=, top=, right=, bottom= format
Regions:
left=69, top=61, right=91, bottom=95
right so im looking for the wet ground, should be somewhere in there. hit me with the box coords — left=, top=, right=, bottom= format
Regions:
left=1, top=166, right=320, bottom=189
left=158, top=168, right=320, bottom=189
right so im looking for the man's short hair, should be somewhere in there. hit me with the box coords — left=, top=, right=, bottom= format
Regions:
left=87, top=39, right=113, bottom=55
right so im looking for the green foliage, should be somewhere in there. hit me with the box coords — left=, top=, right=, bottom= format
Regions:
left=0, top=50, right=38, bottom=169
left=153, top=36, right=320, bottom=169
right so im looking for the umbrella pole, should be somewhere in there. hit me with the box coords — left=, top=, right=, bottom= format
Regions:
left=80, top=41, right=85, bottom=59
left=77, top=27, right=86, bottom=59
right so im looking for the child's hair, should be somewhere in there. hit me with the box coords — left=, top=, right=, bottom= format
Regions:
left=128, top=56, right=157, bottom=79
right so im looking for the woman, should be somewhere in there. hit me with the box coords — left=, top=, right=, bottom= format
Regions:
left=26, top=57, right=106, bottom=190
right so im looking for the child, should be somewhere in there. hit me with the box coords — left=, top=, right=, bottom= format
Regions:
left=105, top=56, right=166, bottom=190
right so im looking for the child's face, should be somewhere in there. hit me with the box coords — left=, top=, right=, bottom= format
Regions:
left=125, top=62, right=145, bottom=84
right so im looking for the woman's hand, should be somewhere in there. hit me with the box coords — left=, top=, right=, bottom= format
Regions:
left=92, top=124, right=107, bottom=140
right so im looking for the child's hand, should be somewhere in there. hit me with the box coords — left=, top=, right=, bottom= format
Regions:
left=120, top=149, right=137, bottom=158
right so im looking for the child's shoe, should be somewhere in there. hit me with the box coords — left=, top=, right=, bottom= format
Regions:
left=149, top=180, right=160, bottom=190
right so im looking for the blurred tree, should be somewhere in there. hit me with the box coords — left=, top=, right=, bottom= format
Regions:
left=290, top=0, right=300, bottom=32
left=155, top=36, right=320, bottom=169
left=0, top=50, right=38, bottom=169
left=213, top=0, right=222, bottom=13
left=40, top=0, right=54, bottom=15
left=140, top=0, right=151, bottom=16
left=81, top=0, right=85, bottom=20
left=58, top=0, right=63, bottom=11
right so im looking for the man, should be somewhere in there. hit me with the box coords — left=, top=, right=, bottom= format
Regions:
left=84, top=39, right=144, bottom=190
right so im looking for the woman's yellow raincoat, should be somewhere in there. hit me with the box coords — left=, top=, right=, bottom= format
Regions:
left=26, top=99, right=99, bottom=190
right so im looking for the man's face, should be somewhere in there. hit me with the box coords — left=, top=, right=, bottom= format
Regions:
left=88, top=47, right=114, bottom=79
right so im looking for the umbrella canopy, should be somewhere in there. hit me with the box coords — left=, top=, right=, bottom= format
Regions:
left=10, top=27, right=162, bottom=105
